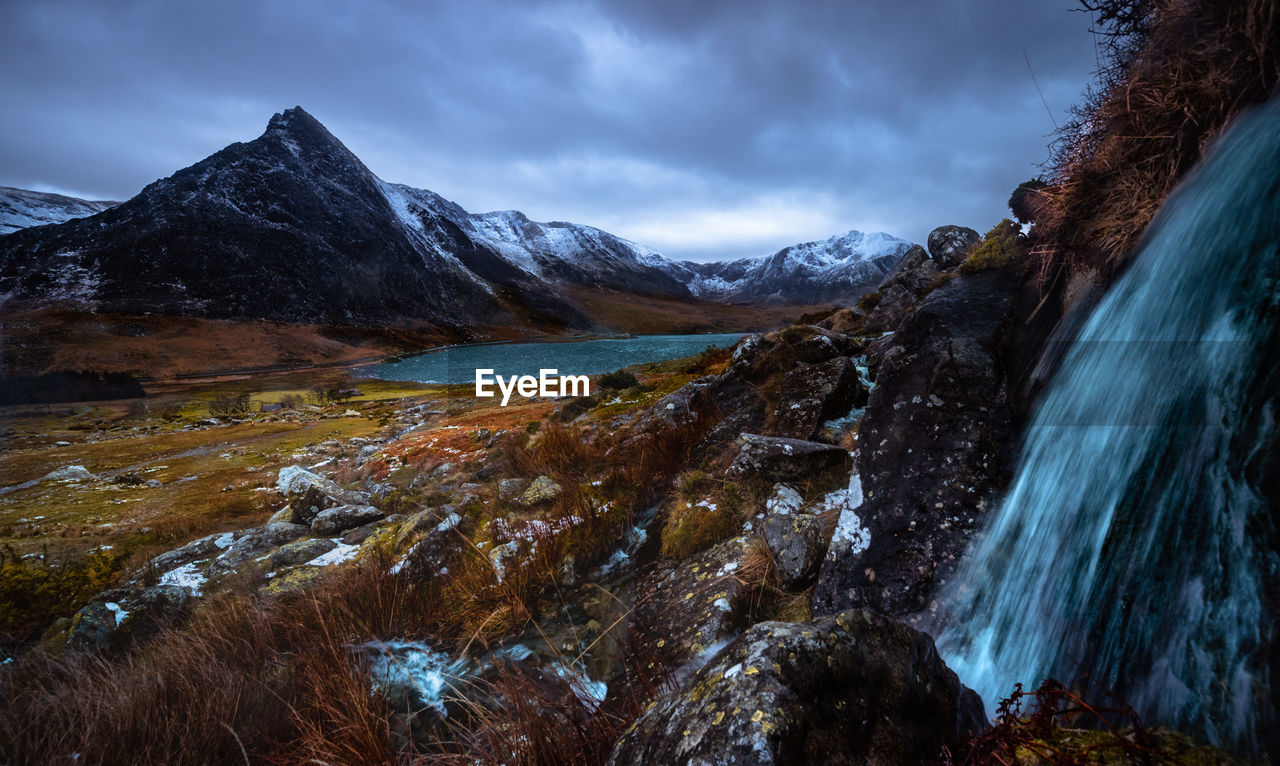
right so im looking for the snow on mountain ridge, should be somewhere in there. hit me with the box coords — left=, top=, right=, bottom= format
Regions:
left=0, top=187, right=119, bottom=235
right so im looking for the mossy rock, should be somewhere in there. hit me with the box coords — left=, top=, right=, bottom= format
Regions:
left=259, top=566, right=328, bottom=596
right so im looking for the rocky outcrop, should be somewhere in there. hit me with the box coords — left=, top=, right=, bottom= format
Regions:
left=60, top=585, right=192, bottom=653
left=877, top=244, right=940, bottom=297
left=729, top=434, right=851, bottom=482
left=814, top=271, right=1017, bottom=617
left=926, top=225, right=980, bottom=268
left=775, top=356, right=866, bottom=440
left=608, top=610, right=985, bottom=765
left=630, top=535, right=755, bottom=668
left=208, top=522, right=311, bottom=576
left=311, top=504, right=384, bottom=535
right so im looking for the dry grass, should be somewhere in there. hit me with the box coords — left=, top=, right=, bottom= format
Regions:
left=0, top=562, right=418, bottom=764
left=1035, top=0, right=1279, bottom=278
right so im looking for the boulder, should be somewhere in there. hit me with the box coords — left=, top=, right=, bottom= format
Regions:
left=288, top=485, right=334, bottom=525
left=140, top=530, right=238, bottom=579
left=926, top=225, right=980, bottom=269
left=276, top=465, right=367, bottom=509
left=513, top=475, right=563, bottom=507
left=268, top=537, right=337, bottom=569
left=311, top=504, right=385, bottom=535
left=633, top=380, right=709, bottom=433
left=877, top=243, right=940, bottom=297
left=65, top=585, right=191, bottom=653
left=260, top=566, right=328, bottom=596
left=776, top=356, right=866, bottom=440
left=728, top=434, right=851, bottom=483
left=791, top=331, right=842, bottom=364
left=64, top=603, right=115, bottom=652
left=394, top=509, right=470, bottom=578
left=608, top=611, right=985, bottom=766
left=758, top=485, right=826, bottom=589
left=497, top=477, right=529, bottom=502
left=814, top=271, right=1016, bottom=617
left=41, top=465, right=99, bottom=483
left=276, top=465, right=333, bottom=495
left=341, top=523, right=381, bottom=545
left=630, top=535, right=754, bottom=672
left=209, top=522, right=310, bottom=576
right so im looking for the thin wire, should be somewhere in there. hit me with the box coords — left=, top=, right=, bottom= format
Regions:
left=1023, top=46, right=1059, bottom=130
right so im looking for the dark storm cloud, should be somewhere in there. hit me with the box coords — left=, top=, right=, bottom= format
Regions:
left=0, top=0, right=1098, bottom=261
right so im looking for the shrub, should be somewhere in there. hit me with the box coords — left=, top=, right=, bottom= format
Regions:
left=598, top=369, right=639, bottom=390
left=855, top=291, right=882, bottom=312
left=208, top=393, right=251, bottom=417
left=952, top=677, right=1246, bottom=764
left=960, top=219, right=1023, bottom=274
left=553, top=395, right=597, bottom=423
left=1008, top=178, right=1049, bottom=225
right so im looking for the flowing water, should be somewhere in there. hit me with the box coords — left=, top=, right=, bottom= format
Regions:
left=365, top=333, right=745, bottom=385
left=936, top=95, right=1280, bottom=753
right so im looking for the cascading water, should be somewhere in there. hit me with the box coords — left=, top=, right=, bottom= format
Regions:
left=935, top=94, right=1280, bottom=755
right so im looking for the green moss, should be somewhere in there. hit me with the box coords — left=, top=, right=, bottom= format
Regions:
left=960, top=219, right=1023, bottom=274
left=660, top=499, right=738, bottom=559
left=0, top=546, right=126, bottom=636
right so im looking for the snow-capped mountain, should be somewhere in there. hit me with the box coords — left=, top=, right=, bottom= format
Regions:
left=661, top=230, right=911, bottom=304
left=0, top=106, right=911, bottom=330
left=0, top=187, right=118, bottom=235
left=0, top=108, right=586, bottom=328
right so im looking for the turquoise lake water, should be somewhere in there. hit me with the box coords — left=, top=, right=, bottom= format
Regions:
left=362, top=333, right=745, bottom=385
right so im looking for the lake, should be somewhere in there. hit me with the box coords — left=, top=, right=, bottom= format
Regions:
left=362, top=333, right=746, bottom=385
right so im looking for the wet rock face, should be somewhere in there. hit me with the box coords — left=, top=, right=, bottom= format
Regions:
left=814, top=272, right=1017, bottom=617
left=926, top=225, right=980, bottom=268
left=729, top=434, right=851, bottom=483
left=776, top=356, right=866, bottom=441
left=608, top=610, right=985, bottom=766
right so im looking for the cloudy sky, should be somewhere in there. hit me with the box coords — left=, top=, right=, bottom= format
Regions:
left=1, top=0, right=1099, bottom=262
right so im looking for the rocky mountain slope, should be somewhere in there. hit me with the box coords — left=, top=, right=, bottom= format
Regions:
left=0, top=186, right=118, bottom=235
left=0, top=107, right=909, bottom=330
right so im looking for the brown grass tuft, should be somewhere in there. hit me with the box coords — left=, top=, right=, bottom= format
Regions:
left=1035, top=0, right=1279, bottom=278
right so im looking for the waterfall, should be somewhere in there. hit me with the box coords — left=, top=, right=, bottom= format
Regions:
left=936, top=94, right=1280, bottom=753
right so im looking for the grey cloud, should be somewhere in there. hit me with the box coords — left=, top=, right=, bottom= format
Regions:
left=0, top=0, right=1098, bottom=261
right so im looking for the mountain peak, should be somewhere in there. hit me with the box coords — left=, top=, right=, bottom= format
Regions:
left=261, top=106, right=344, bottom=154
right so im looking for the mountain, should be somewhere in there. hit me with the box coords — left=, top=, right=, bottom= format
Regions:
left=0, top=107, right=910, bottom=331
left=661, top=230, right=911, bottom=304
left=0, top=108, right=582, bottom=329
left=0, top=187, right=118, bottom=235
